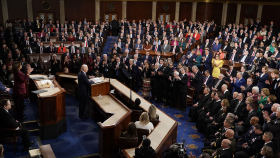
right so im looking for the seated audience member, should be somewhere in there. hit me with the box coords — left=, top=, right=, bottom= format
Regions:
left=259, top=146, right=274, bottom=158
left=130, top=98, right=144, bottom=111
left=135, top=138, right=156, bottom=158
left=63, top=67, right=69, bottom=73
left=204, top=139, right=233, bottom=158
left=135, top=112, right=154, bottom=133
left=235, top=124, right=264, bottom=158
left=121, top=122, right=138, bottom=138
left=224, top=64, right=237, bottom=81
left=212, top=74, right=226, bottom=91
left=148, top=104, right=159, bottom=121
left=162, top=143, right=188, bottom=158
left=0, top=99, right=35, bottom=151
left=0, top=80, right=13, bottom=95
left=235, top=116, right=259, bottom=144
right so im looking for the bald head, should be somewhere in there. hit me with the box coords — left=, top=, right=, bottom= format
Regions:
left=250, top=117, right=259, bottom=125
left=81, top=64, right=88, bottom=73
left=225, top=129, right=234, bottom=138
left=222, top=139, right=231, bottom=148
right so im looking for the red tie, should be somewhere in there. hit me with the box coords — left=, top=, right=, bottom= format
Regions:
left=156, top=56, right=159, bottom=63
left=72, top=47, right=74, bottom=53
left=239, top=43, right=241, bottom=48
left=226, top=37, right=228, bottom=41
left=204, top=76, right=208, bottom=84
left=229, top=70, right=232, bottom=75
left=155, top=46, right=157, bottom=51
left=146, top=56, right=148, bottom=60
left=189, top=38, right=191, bottom=43
left=123, top=58, right=125, bottom=63
left=86, top=42, right=87, bottom=47
left=252, top=51, right=255, bottom=56
left=230, top=54, right=234, bottom=61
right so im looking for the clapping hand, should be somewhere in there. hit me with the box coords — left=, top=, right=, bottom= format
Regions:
left=255, top=72, right=260, bottom=76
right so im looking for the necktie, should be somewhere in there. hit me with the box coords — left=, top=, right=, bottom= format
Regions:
left=146, top=56, right=148, bottom=60
left=116, top=63, right=119, bottom=76
left=156, top=56, right=159, bottom=63
left=252, top=51, right=255, bottom=57
left=239, top=43, right=241, bottom=48
left=72, top=47, right=74, bottom=53
left=234, top=102, right=241, bottom=113
left=230, top=54, right=234, bottom=61
left=226, top=36, right=228, bottom=41
left=215, top=80, right=221, bottom=89
left=204, top=76, right=208, bottom=84
left=241, top=56, right=246, bottom=62
left=189, top=38, right=191, bottom=43
left=173, top=47, right=176, bottom=53
left=155, top=46, right=157, bottom=51
left=82, top=47, right=84, bottom=53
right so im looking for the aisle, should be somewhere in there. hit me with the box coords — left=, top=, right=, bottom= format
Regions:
left=101, top=36, right=118, bottom=57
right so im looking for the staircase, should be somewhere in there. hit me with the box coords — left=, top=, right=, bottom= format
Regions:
left=101, top=36, right=118, bottom=57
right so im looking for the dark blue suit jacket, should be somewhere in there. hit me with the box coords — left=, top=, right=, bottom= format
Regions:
left=239, top=55, right=250, bottom=64
left=152, top=45, right=161, bottom=51
left=203, top=54, right=213, bottom=72
left=212, top=44, right=221, bottom=51
left=203, top=75, right=214, bottom=87
left=185, top=51, right=196, bottom=67
left=0, top=81, right=12, bottom=95
left=142, top=55, right=153, bottom=64
left=78, top=71, right=93, bottom=96
left=231, top=77, right=246, bottom=93
left=257, top=73, right=269, bottom=90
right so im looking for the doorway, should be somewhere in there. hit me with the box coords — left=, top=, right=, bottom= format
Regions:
left=104, top=13, right=117, bottom=22
left=38, top=13, right=54, bottom=23
left=159, top=13, right=170, bottom=23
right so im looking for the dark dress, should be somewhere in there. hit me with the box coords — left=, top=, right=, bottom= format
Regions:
left=141, top=68, right=152, bottom=98
left=50, top=59, right=60, bottom=75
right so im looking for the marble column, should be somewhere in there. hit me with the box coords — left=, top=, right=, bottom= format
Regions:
left=122, top=1, right=127, bottom=19
left=95, top=0, right=100, bottom=21
left=175, top=2, right=180, bottom=22
left=152, top=1, right=157, bottom=21
left=221, top=3, right=228, bottom=25
left=191, top=2, right=197, bottom=22
left=257, top=4, right=263, bottom=20
left=1, top=0, right=8, bottom=28
left=26, top=0, right=33, bottom=21
left=59, top=0, right=65, bottom=23
left=235, top=4, right=241, bottom=25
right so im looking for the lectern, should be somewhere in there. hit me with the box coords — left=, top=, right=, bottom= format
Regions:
left=29, top=75, right=67, bottom=140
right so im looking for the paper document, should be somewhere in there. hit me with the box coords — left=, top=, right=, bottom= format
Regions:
left=91, top=77, right=103, bottom=83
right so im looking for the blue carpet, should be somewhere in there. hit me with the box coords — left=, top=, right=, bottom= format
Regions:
left=102, top=36, right=117, bottom=57
left=41, top=94, right=99, bottom=158
left=136, top=92, right=204, bottom=157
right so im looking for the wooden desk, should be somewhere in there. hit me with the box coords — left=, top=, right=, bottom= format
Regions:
left=89, top=80, right=131, bottom=158
left=130, top=50, right=174, bottom=59
left=29, top=74, right=67, bottom=140
left=110, top=79, right=178, bottom=158
left=57, top=72, right=78, bottom=95
left=42, top=41, right=82, bottom=48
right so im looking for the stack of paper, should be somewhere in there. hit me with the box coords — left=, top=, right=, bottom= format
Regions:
left=91, top=77, right=103, bottom=83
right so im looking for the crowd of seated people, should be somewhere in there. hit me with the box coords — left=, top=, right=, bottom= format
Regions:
left=1, top=16, right=280, bottom=157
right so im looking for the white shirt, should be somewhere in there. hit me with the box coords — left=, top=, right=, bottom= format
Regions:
left=135, top=121, right=154, bottom=133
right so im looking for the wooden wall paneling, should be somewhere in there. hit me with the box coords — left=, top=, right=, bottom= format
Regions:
left=226, top=3, right=237, bottom=24
left=196, top=2, right=223, bottom=25
left=261, top=5, right=280, bottom=28
left=0, top=0, right=3, bottom=26
left=7, top=0, right=28, bottom=21
left=179, top=2, right=192, bottom=21
left=239, top=4, right=258, bottom=26
left=65, top=0, right=95, bottom=22
left=32, top=0, right=60, bottom=22
left=100, top=1, right=122, bottom=20
left=156, top=2, right=176, bottom=22
left=127, top=1, right=152, bottom=22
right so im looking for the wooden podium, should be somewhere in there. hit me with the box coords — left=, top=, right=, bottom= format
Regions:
left=89, top=79, right=132, bottom=158
left=29, top=75, right=67, bottom=140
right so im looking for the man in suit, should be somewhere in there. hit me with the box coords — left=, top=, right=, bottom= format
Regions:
left=203, top=70, right=214, bottom=87
left=113, top=57, right=125, bottom=84
left=232, top=93, right=247, bottom=121
left=0, top=99, right=35, bottom=151
left=152, top=41, right=161, bottom=52
left=185, top=49, right=197, bottom=67
left=112, top=43, right=122, bottom=54
left=175, top=67, right=188, bottom=112
left=170, top=45, right=180, bottom=61
left=142, top=51, right=153, bottom=64
left=225, top=64, right=237, bottom=81
left=191, top=66, right=203, bottom=102
left=257, top=52, right=267, bottom=72
left=212, top=74, right=226, bottom=91
left=235, top=103, right=257, bottom=135
left=161, top=40, right=171, bottom=52
left=201, top=39, right=211, bottom=49
left=134, top=40, right=143, bottom=51
left=228, top=49, right=239, bottom=62
left=36, top=42, right=46, bottom=54
left=185, top=33, right=195, bottom=50
left=77, top=65, right=94, bottom=119
left=221, top=84, right=232, bottom=102
left=47, top=42, right=56, bottom=53
left=209, top=139, right=233, bottom=158
left=69, top=42, right=77, bottom=54
left=231, top=72, right=246, bottom=94
left=157, top=61, right=172, bottom=103
left=239, top=50, right=250, bottom=64
left=235, top=124, right=264, bottom=158
left=202, top=48, right=212, bottom=72
left=241, top=78, right=253, bottom=97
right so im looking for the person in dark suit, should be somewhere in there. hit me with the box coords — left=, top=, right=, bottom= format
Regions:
left=239, top=51, right=250, bottom=64
left=221, top=84, right=232, bottom=102
left=256, top=66, right=269, bottom=90
left=188, top=87, right=211, bottom=122
left=151, top=43, right=161, bottom=52
left=241, top=78, right=254, bottom=97
left=111, top=43, right=122, bottom=54
left=0, top=99, right=35, bottom=151
left=111, top=19, right=119, bottom=36
left=50, top=54, right=60, bottom=75
left=12, top=61, right=33, bottom=119
left=208, top=139, right=233, bottom=158
left=36, top=42, right=46, bottom=54
left=225, top=64, right=237, bottom=81
left=175, top=66, right=188, bottom=112
left=157, top=61, right=172, bottom=103
left=112, top=57, right=125, bottom=84
left=202, top=48, right=213, bottom=72
left=228, top=49, right=239, bottom=62
left=47, top=42, right=56, bottom=53
left=202, top=70, right=214, bottom=87
left=212, top=74, right=226, bottom=91
left=231, top=72, right=246, bottom=94
left=185, top=49, right=197, bottom=67
left=77, top=64, right=94, bottom=119
left=257, top=52, right=267, bottom=72
left=68, top=42, right=77, bottom=54
left=30, top=58, right=43, bottom=74
left=232, top=93, right=247, bottom=121
left=191, top=66, right=203, bottom=102
left=235, top=103, right=257, bottom=135
left=135, top=138, right=156, bottom=158
left=142, top=51, right=153, bottom=64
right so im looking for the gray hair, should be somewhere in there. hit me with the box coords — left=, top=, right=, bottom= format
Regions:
left=252, top=86, right=259, bottom=94
left=134, top=54, right=138, bottom=58
left=103, top=54, right=107, bottom=57
left=222, top=84, right=228, bottom=89
left=227, top=113, right=235, bottom=120
left=205, top=87, right=210, bottom=93
left=155, top=63, right=159, bottom=67
left=219, top=74, right=225, bottom=78
left=277, top=107, right=280, bottom=113
left=174, top=71, right=179, bottom=76
left=192, top=65, right=198, bottom=70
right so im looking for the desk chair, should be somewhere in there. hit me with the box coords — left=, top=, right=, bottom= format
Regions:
left=186, top=86, right=195, bottom=106
left=0, top=127, right=21, bottom=154
left=119, top=137, right=138, bottom=158
left=131, top=110, right=143, bottom=122
left=136, top=128, right=149, bottom=145
left=150, top=120, right=159, bottom=127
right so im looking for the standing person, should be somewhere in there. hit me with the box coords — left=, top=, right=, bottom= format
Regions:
left=175, top=66, right=188, bottom=112
left=140, top=62, right=152, bottom=99
left=77, top=64, right=94, bottom=119
left=111, top=18, right=119, bottom=36
left=191, top=65, right=203, bottom=102
left=50, top=54, right=60, bottom=75
left=212, top=54, right=224, bottom=78
left=13, top=61, right=33, bottom=119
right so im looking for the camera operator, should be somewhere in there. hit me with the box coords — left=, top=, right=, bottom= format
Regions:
left=135, top=138, right=156, bottom=158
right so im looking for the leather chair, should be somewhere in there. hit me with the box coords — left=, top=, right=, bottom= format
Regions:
left=27, top=54, right=40, bottom=63
left=186, top=86, right=195, bottom=106
left=150, top=120, right=159, bottom=127
left=131, top=110, right=143, bottom=123
left=0, top=127, right=20, bottom=154
left=119, top=137, right=138, bottom=150
left=136, top=128, right=149, bottom=145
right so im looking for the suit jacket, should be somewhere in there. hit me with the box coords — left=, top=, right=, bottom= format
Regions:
left=203, top=54, right=213, bottom=72
left=185, top=51, right=197, bottom=67
left=36, top=46, right=47, bottom=54
left=79, top=47, right=88, bottom=54
left=191, top=71, right=203, bottom=92
left=226, top=69, right=237, bottom=78
left=142, top=55, right=153, bottom=64
left=68, top=46, right=77, bottom=54
left=233, top=100, right=247, bottom=121
left=222, top=91, right=232, bottom=102
left=202, top=75, right=214, bottom=87
left=242, top=110, right=257, bottom=128
left=256, top=73, right=269, bottom=90
left=231, top=77, right=246, bottom=93
left=242, top=84, right=253, bottom=96
left=212, top=79, right=226, bottom=90
left=47, top=46, right=56, bottom=53
left=78, top=71, right=93, bottom=96
left=0, top=108, right=21, bottom=129
left=161, top=44, right=171, bottom=52
left=216, top=148, right=232, bottom=158
left=257, top=57, right=267, bottom=72
left=111, top=47, right=122, bottom=54
left=170, top=46, right=180, bottom=54
left=152, top=45, right=162, bottom=52
left=197, top=94, right=211, bottom=109
left=228, top=53, right=239, bottom=62
left=178, top=74, right=188, bottom=93
left=13, top=70, right=29, bottom=94
left=239, top=55, right=250, bottom=64
left=212, top=44, right=221, bottom=51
